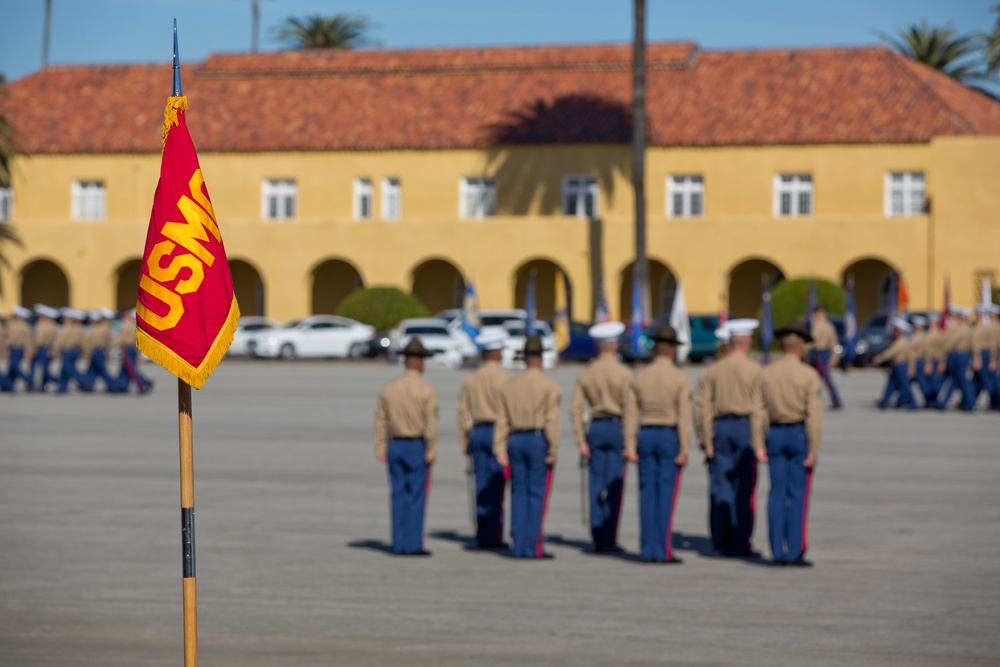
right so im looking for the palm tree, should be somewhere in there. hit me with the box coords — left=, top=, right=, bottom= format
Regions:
left=880, top=21, right=984, bottom=82
left=0, top=77, right=20, bottom=184
left=985, top=4, right=1000, bottom=76
left=272, top=14, right=370, bottom=50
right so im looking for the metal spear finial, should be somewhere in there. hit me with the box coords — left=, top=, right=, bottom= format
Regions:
left=172, top=19, right=183, bottom=96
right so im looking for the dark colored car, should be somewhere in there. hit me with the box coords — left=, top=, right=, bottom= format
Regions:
left=619, top=314, right=720, bottom=363
left=366, top=332, right=392, bottom=357
left=827, top=315, right=867, bottom=369
left=855, top=310, right=933, bottom=367
left=559, top=321, right=597, bottom=361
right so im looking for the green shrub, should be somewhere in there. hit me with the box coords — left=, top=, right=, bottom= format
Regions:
left=337, top=286, right=429, bottom=332
left=765, top=277, right=846, bottom=329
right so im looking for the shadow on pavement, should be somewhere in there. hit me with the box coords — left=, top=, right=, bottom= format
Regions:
left=346, top=539, right=396, bottom=555
left=545, top=533, right=644, bottom=563
left=672, top=532, right=772, bottom=566
left=429, top=530, right=517, bottom=558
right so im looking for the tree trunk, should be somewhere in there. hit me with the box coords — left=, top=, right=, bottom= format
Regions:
left=632, top=0, right=649, bottom=321
left=251, top=0, right=260, bottom=53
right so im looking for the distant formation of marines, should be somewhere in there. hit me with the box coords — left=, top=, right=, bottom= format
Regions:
left=374, top=316, right=825, bottom=566
left=0, top=304, right=153, bottom=394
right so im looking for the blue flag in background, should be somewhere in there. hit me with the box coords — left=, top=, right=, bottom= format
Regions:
left=524, top=270, right=537, bottom=337
left=886, top=273, right=898, bottom=333
left=594, top=277, right=610, bottom=323
left=460, top=279, right=480, bottom=346
left=761, top=277, right=774, bottom=364
left=844, top=276, right=859, bottom=364
left=806, top=280, right=818, bottom=332
left=631, top=270, right=643, bottom=354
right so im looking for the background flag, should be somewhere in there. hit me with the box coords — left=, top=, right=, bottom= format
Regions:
left=630, top=270, right=643, bottom=355
left=460, top=278, right=480, bottom=345
left=761, top=276, right=774, bottom=364
left=136, top=95, right=238, bottom=389
left=981, top=276, right=993, bottom=323
left=670, top=281, right=691, bottom=364
left=718, top=275, right=729, bottom=325
left=897, top=273, right=910, bottom=313
left=594, top=277, right=610, bottom=323
left=806, top=279, right=818, bottom=332
left=524, top=269, right=537, bottom=337
left=941, top=275, right=950, bottom=330
left=554, top=272, right=570, bottom=352
left=843, top=275, right=859, bottom=365
left=886, top=273, right=898, bottom=333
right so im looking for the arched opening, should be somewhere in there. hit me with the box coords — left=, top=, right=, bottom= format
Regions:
left=411, top=259, right=465, bottom=315
left=513, top=259, right=571, bottom=319
left=230, top=259, right=265, bottom=317
left=311, top=259, right=363, bottom=314
left=20, top=259, right=70, bottom=308
left=842, top=257, right=896, bottom=325
left=114, top=258, right=142, bottom=311
left=728, top=258, right=786, bottom=319
left=619, top=259, right=678, bottom=321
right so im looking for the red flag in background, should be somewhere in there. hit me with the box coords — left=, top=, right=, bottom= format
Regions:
left=941, top=275, right=950, bottom=331
left=136, top=96, right=239, bottom=389
left=897, top=273, right=910, bottom=313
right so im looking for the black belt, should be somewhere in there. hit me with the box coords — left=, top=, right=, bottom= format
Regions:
left=772, top=421, right=804, bottom=427
left=591, top=416, right=621, bottom=422
left=715, top=414, right=749, bottom=421
left=392, top=436, right=424, bottom=441
left=473, top=421, right=495, bottom=427
left=512, top=429, right=544, bottom=436
left=640, top=424, right=676, bottom=430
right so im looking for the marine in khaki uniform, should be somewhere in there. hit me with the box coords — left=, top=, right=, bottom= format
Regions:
left=494, top=336, right=561, bottom=559
left=873, top=318, right=918, bottom=410
left=115, top=309, right=154, bottom=394
left=808, top=306, right=842, bottom=409
left=52, top=309, right=87, bottom=393
left=4, top=306, right=35, bottom=391
left=570, top=321, right=633, bottom=553
left=82, top=309, right=118, bottom=393
left=695, top=319, right=764, bottom=557
left=374, top=338, right=439, bottom=555
left=937, top=306, right=976, bottom=411
left=907, top=316, right=932, bottom=406
left=623, top=324, right=691, bottom=563
left=970, top=305, right=997, bottom=408
left=30, top=305, right=61, bottom=391
left=694, top=326, right=731, bottom=451
left=756, top=321, right=823, bottom=566
left=457, top=330, right=511, bottom=548
left=989, top=306, right=1000, bottom=410
left=0, top=315, right=8, bottom=391
left=921, top=313, right=946, bottom=406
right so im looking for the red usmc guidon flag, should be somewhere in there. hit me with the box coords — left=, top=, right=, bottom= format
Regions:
left=136, top=96, right=239, bottom=389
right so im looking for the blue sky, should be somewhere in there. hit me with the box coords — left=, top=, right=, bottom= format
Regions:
left=1, top=0, right=996, bottom=82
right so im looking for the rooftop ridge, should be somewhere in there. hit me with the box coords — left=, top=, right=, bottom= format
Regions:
left=887, top=50, right=979, bottom=134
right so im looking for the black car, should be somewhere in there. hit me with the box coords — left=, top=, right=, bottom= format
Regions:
left=855, top=310, right=933, bottom=367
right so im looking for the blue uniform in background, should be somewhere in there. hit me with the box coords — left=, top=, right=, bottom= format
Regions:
left=469, top=423, right=507, bottom=546
left=709, top=416, right=757, bottom=556
left=387, top=438, right=431, bottom=554
left=586, top=417, right=626, bottom=551
left=507, top=431, right=554, bottom=558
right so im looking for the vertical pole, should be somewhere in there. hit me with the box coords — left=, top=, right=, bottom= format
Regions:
left=632, top=0, right=649, bottom=320
left=42, top=0, right=52, bottom=69
left=251, top=0, right=261, bottom=53
left=178, top=378, right=198, bottom=667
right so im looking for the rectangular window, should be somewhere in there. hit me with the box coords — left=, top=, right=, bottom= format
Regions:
left=262, top=179, right=297, bottom=221
left=71, top=180, right=106, bottom=221
left=562, top=175, right=598, bottom=218
left=381, top=177, right=401, bottom=220
left=459, top=177, right=497, bottom=219
left=0, top=185, right=11, bottom=222
left=773, top=174, right=812, bottom=218
left=667, top=175, right=704, bottom=218
left=885, top=171, right=926, bottom=217
left=353, top=178, right=373, bottom=220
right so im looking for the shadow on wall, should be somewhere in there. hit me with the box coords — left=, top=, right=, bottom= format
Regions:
left=480, top=94, right=634, bottom=217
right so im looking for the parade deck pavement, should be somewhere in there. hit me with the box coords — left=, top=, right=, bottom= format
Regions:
left=2, top=360, right=998, bottom=666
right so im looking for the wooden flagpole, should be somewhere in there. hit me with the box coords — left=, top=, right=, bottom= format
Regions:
left=172, top=22, right=198, bottom=667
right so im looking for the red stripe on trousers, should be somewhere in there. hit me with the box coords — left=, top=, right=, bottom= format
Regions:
left=423, top=467, right=432, bottom=551
left=802, top=468, right=813, bottom=556
left=535, top=466, right=555, bottom=557
left=666, top=469, right=682, bottom=561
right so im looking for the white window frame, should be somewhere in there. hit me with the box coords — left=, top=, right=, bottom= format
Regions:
left=71, top=180, right=107, bottom=221
left=562, top=175, right=598, bottom=219
left=666, top=174, right=704, bottom=219
left=353, top=178, right=373, bottom=220
left=884, top=171, right=926, bottom=217
left=381, top=177, right=401, bottom=220
left=261, top=178, right=297, bottom=221
left=0, top=184, right=12, bottom=222
left=459, top=177, right=497, bottom=220
left=773, top=173, right=813, bottom=218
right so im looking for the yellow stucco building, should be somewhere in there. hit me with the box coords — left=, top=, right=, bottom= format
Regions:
left=2, top=42, right=999, bottom=326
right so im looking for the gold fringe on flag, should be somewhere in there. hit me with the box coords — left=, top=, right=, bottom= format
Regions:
left=162, top=96, right=189, bottom=148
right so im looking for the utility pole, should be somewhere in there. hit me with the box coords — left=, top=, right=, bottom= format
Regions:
left=43, top=0, right=53, bottom=69
left=251, top=0, right=260, bottom=52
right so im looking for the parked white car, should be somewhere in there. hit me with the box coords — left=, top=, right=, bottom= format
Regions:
left=228, top=316, right=281, bottom=357
left=247, top=315, right=374, bottom=360
left=391, top=318, right=464, bottom=368
left=499, top=319, right=558, bottom=370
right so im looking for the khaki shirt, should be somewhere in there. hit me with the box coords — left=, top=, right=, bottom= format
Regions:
left=34, top=318, right=59, bottom=347
left=83, top=321, right=113, bottom=355
left=117, top=319, right=137, bottom=347
left=373, top=369, right=439, bottom=462
left=569, top=354, right=633, bottom=443
left=810, top=317, right=838, bottom=353
left=457, top=360, right=510, bottom=445
left=52, top=321, right=84, bottom=355
left=922, top=328, right=946, bottom=364
left=0, top=320, right=6, bottom=355
left=971, top=323, right=995, bottom=363
left=694, top=351, right=764, bottom=451
left=494, top=368, right=562, bottom=459
left=623, top=356, right=692, bottom=456
left=989, top=320, right=1000, bottom=358
left=6, top=318, right=33, bottom=354
left=943, top=321, right=973, bottom=353
left=877, top=335, right=912, bottom=368
left=758, top=354, right=823, bottom=457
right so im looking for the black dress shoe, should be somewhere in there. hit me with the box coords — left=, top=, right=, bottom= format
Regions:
left=787, top=558, right=813, bottom=567
left=664, top=556, right=683, bottom=564
left=771, top=559, right=787, bottom=567
left=538, top=552, right=555, bottom=559
left=395, top=550, right=432, bottom=556
left=476, top=541, right=509, bottom=550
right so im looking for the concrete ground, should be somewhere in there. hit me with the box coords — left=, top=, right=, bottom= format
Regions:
left=1, top=359, right=998, bottom=666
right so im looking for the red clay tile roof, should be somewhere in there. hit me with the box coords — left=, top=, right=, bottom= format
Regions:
left=4, top=42, right=1000, bottom=154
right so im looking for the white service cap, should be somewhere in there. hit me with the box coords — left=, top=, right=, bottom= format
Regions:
left=11, top=305, right=32, bottom=318
left=724, top=318, right=759, bottom=338
left=474, top=330, right=507, bottom=351
left=99, top=307, right=117, bottom=319
left=949, top=305, right=971, bottom=317
left=714, top=327, right=731, bottom=343
left=34, top=304, right=61, bottom=319
left=588, top=321, right=626, bottom=341
left=892, top=317, right=913, bottom=333
left=62, top=308, right=86, bottom=321
left=910, top=315, right=927, bottom=327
